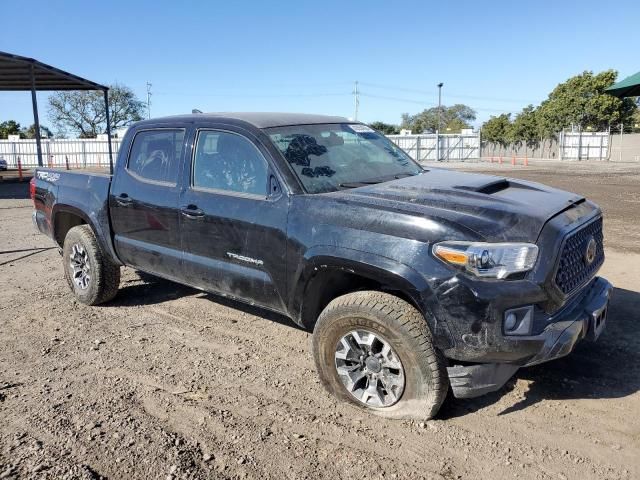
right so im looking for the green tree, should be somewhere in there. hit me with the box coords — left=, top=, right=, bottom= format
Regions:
left=20, top=124, right=53, bottom=139
left=0, top=120, right=22, bottom=139
left=48, top=84, right=144, bottom=138
left=369, top=121, right=399, bottom=135
left=401, top=104, right=476, bottom=134
left=508, top=105, right=539, bottom=147
left=443, top=117, right=470, bottom=134
left=631, top=102, right=640, bottom=132
left=537, top=70, right=636, bottom=136
left=481, top=113, right=512, bottom=146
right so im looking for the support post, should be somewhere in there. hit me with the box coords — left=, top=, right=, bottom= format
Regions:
left=577, top=128, right=582, bottom=161
left=30, top=64, right=43, bottom=167
left=599, top=133, right=603, bottom=161
left=559, top=131, right=563, bottom=160
left=103, top=89, right=114, bottom=174
left=619, top=123, right=624, bottom=162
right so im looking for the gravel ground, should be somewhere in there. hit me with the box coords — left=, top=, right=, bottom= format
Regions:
left=0, top=162, right=639, bottom=480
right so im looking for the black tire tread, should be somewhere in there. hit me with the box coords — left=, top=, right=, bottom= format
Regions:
left=63, top=225, right=120, bottom=305
left=314, top=290, right=448, bottom=419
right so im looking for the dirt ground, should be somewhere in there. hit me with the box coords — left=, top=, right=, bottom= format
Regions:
left=0, top=161, right=639, bottom=480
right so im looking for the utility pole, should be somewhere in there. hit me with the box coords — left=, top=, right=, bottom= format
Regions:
left=353, top=81, right=359, bottom=121
left=437, top=82, right=444, bottom=133
left=146, top=82, right=152, bottom=119
left=436, top=82, right=443, bottom=161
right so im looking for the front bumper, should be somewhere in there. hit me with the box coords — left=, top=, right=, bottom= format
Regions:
left=447, top=277, right=612, bottom=398
left=523, top=277, right=610, bottom=366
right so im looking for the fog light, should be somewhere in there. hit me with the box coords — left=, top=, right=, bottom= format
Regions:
left=503, top=306, right=534, bottom=336
left=504, top=313, right=518, bottom=331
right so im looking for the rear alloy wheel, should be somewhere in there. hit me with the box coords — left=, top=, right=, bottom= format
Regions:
left=313, top=291, right=448, bottom=419
left=63, top=225, right=120, bottom=305
left=69, top=243, right=91, bottom=290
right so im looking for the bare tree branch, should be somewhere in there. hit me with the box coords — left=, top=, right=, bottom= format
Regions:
left=47, top=84, right=144, bottom=138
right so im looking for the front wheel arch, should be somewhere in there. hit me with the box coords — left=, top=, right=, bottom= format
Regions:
left=289, top=248, right=432, bottom=325
left=298, top=264, right=426, bottom=332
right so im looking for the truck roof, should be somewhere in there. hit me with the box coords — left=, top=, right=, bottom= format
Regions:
left=134, top=112, right=352, bottom=129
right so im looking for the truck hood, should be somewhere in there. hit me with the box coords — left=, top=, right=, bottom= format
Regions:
left=330, top=168, right=586, bottom=242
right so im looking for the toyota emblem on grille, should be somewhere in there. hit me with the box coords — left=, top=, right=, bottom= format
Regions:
left=584, top=236, right=597, bottom=265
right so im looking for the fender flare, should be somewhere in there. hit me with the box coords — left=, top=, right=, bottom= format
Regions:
left=289, top=245, right=445, bottom=339
left=51, top=203, right=122, bottom=265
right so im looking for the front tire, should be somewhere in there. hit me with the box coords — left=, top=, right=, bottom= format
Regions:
left=62, top=225, right=120, bottom=305
left=313, top=291, right=448, bottom=419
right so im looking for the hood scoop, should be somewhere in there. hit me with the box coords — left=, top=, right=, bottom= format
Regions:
left=454, top=178, right=549, bottom=196
left=455, top=179, right=511, bottom=195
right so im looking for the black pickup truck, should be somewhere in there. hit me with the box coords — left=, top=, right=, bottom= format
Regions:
left=31, top=113, right=611, bottom=419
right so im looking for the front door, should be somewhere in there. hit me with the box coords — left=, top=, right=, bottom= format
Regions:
left=110, top=127, right=187, bottom=280
left=179, top=127, right=288, bottom=312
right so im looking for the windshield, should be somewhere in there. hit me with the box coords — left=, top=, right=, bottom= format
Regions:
left=266, top=123, right=422, bottom=193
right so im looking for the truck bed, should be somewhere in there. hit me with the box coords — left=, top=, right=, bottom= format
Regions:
left=32, top=168, right=118, bottom=263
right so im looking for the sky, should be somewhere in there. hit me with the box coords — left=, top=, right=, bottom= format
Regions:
left=2, top=0, right=639, bottom=132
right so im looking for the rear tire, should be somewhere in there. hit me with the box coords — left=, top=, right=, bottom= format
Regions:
left=313, top=291, right=448, bottom=420
left=62, top=225, right=120, bottom=305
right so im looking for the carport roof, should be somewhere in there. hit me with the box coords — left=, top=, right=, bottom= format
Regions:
left=605, top=71, right=640, bottom=98
left=0, top=50, right=107, bottom=91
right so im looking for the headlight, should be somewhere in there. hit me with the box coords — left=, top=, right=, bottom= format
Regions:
left=433, top=241, right=538, bottom=279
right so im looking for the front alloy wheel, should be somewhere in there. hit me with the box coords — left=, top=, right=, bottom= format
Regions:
left=313, top=291, right=449, bottom=419
left=335, top=330, right=405, bottom=407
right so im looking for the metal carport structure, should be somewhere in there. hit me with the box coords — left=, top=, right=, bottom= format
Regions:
left=0, top=51, right=114, bottom=173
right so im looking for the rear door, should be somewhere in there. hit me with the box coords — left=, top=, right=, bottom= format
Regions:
left=178, top=126, right=289, bottom=312
left=110, top=127, right=188, bottom=280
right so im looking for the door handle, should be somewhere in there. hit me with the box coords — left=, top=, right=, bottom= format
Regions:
left=116, top=193, right=132, bottom=206
left=181, top=205, right=205, bottom=218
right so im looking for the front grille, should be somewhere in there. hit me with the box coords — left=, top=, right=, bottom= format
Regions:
left=554, top=217, right=604, bottom=295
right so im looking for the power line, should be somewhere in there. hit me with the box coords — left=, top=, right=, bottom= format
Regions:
left=359, top=81, right=537, bottom=104
left=153, top=91, right=350, bottom=98
left=359, top=93, right=517, bottom=113
left=148, top=79, right=527, bottom=118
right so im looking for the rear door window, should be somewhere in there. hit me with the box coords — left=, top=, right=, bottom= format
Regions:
left=127, top=129, right=185, bottom=184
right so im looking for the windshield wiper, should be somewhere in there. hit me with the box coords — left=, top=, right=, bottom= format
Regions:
left=339, top=172, right=418, bottom=189
left=339, top=181, right=381, bottom=188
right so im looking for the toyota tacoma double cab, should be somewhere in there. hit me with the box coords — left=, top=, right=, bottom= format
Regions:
left=31, top=113, right=611, bottom=419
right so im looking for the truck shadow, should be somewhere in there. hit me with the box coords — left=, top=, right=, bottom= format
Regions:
left=108, top=270, right=304, bottom=331
left=0, top=182, right=30, bottom=199
left=440, top=286, right=640, bottom=419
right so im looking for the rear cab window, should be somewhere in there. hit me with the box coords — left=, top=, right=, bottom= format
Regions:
left=127, top=129, right=185, bottom=184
